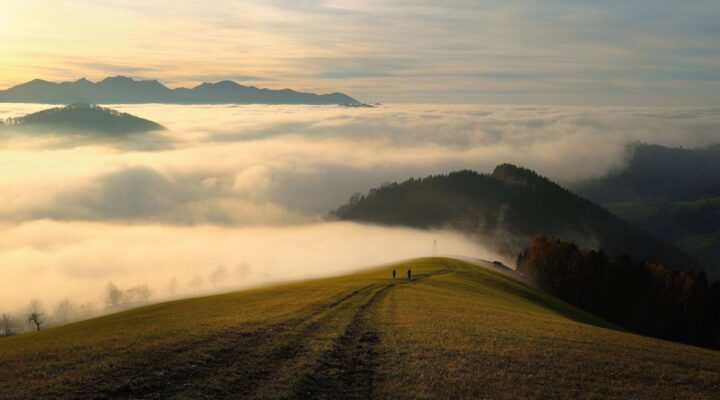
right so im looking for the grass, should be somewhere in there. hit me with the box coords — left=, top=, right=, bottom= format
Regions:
left=1, top=258, right=719, bottom=399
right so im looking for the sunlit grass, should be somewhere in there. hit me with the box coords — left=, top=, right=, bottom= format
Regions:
left=0, top=258, right=718, bottom=399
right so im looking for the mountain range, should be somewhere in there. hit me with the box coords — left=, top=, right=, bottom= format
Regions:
left=0, top=76, right=360, bottom=105
left=334, top=164, right=697, bottom=271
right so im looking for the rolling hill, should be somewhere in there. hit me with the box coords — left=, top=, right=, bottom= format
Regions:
left=0, top=258, right=718, bottom=399
left=3, top=103, right=164, bottom=135
left=0, top=76, right=360, bottom=105
left=334, top=165, right=697, bottom=270
left=574, top=143, right=720, bottom=277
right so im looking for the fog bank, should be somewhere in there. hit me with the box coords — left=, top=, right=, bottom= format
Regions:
left=0, top=220, right=498, bottom=313
left=2, top=103, right=719, bottom=226
left=1, top=102, right=718, bottom=328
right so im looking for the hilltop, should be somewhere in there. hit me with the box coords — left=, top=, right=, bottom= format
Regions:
left=1, top=258, right=717, bottom=399
left=334, top=165, right=696, bottom=270
left=0, top=76, right=360, bottom=105
left=2, top=104, right=164, bottom=135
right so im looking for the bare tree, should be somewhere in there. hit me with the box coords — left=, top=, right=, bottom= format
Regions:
left=189, top=274, right=203, bottom=291
left=124, top=284, right=152, bottom=304
left=54, top=298, right=75, bottom=324
left=77, top=302, right=96, bottom=319
left=27, top=299, right=45, bottom=331
left=209, top=265, right=228, bottom=288
left=106, top=281, right=124, bottom=307
left=167, top=276, right=178, bottom=296
left=235, top=262, right=252, bottom=280
left=136, top=284, right=151, bottom=302
left=1, top=313, right=17, bottom=336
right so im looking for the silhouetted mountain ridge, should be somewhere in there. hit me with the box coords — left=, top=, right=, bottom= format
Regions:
left=575, top=142, right=720, bottom=203
left=0, top=76, right=359, bottom=105
left=334, top=165, right=697, bottom=270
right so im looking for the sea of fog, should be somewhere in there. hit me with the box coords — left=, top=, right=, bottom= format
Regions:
left=1, top=103, right=720, bottom=317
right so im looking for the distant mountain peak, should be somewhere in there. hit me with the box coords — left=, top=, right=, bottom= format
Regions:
left=492, top=163, right=548, bottom=186
left=101, top=75, right=134, bottom=82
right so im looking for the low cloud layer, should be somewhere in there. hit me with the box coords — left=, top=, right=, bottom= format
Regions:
left=1, top=103, right=719, bottom=320
left=0, top=221, right=494, bottom=312
left=1, top=103, right=720, bottom=224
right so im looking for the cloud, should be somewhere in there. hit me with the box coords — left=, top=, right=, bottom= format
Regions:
left=2, top=103, right=720, bottom=225
left=0, top=102, right=718, bottom=324
left=1, top=1, right=719, bottom=104
left=0, top=220, right=496, bottom=312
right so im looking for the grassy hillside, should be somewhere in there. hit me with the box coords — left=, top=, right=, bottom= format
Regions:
left=1, top=258, right=719, bottom=399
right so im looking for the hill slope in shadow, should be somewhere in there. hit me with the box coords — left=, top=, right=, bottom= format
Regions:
left=574, top=143, right=720, bottom=277
left=334, top=165, right=696, bottom=270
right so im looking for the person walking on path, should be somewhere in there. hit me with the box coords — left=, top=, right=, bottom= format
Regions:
left=407, top=269, right=412, bottom=281
left=392, top=269, right=397, bottom=279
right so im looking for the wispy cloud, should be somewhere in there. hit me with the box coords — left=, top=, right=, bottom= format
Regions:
left=1, top=1, right=719, bottom=104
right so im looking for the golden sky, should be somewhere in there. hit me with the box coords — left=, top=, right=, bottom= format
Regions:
left=1, top=1, right=719, bottom=104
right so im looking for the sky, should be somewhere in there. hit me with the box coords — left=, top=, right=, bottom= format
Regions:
left=1, top=1, right=719, bottom=105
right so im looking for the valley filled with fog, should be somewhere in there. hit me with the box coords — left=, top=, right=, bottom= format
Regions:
left=1, top=103, right=719, bottom=319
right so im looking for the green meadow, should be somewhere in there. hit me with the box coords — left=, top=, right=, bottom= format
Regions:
left=1, top=258, right=718, bottom=399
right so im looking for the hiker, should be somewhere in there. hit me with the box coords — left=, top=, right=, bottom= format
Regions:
left=407, top=269, right=412, bottom=280
left=392, top=269, right=397, bottom=279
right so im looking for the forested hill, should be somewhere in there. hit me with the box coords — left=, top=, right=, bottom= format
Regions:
left=3, top=103, right=164, bottom=134
left=334, top=164, right=696, bottom=269
left=573, top=143, right=720, bottom=278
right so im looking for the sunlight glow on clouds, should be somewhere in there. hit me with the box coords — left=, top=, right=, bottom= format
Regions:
left=1, top=102, right=719, bottom=314
left=0, top=1, right=719, bottom=104
left=2, top=103, right=720, bottom=225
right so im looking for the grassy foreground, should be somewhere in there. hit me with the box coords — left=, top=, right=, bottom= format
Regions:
left=1, top=258, right=719, bottom=399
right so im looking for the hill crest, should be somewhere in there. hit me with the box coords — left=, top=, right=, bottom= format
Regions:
left=334, top=166, right=697, bottom=269
left=4, top=103, right=165, bottom=134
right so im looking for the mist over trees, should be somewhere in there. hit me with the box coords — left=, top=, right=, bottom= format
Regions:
left=0, top=261, right=257, bottom=336
left=209, top=266, right=228, bottom=288
left=334, top=165, right=696, bottom=270
left=1, top=313, right=17, bottom=336
left=574, top=143, right=720, bottom=278
left=53, top=298, right=75, bottom=324
left=517, top=235, right=720, bottom=349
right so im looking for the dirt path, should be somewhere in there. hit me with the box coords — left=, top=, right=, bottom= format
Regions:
left=291, top=263, right=455, bottom=399
left=70, top=264, right=455, bottom=399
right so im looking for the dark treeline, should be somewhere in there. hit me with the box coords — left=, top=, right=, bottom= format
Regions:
left=334, top=165, right=696, bottom=269
left=517, top=235, right=720, bottom=349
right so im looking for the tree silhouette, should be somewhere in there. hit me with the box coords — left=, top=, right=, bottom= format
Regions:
left=27, top=300, right=45, bottom=331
